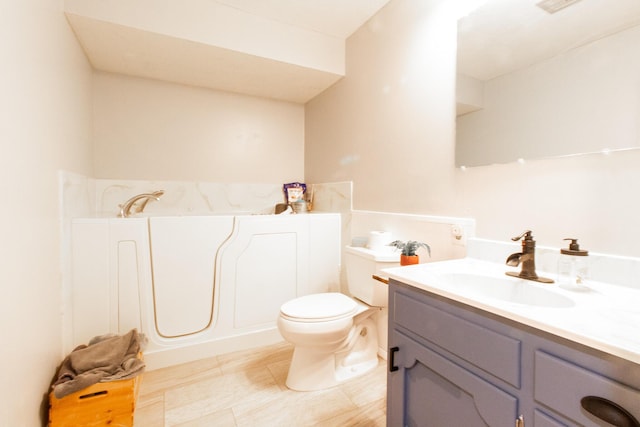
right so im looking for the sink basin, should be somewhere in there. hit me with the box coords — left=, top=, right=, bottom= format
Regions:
left=438, top=273, right=575, bottom=308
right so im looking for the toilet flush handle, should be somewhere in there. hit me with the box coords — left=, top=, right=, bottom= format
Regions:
left=372, top=274, right=389, bottom=284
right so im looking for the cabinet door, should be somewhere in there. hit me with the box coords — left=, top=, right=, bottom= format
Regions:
left=388, top=330, right=519, bottom=427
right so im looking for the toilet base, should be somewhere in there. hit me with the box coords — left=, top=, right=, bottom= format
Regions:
left=285, top=318, right=379, bottom=391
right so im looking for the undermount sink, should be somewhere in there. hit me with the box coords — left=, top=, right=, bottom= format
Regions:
left=438, top=273, right=575, bottom=308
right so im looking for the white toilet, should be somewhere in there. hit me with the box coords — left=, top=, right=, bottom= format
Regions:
left=277, top=245, right=399, bottom=391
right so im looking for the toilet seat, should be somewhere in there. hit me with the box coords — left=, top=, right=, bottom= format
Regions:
left=280, top=293, right=358, bottom=323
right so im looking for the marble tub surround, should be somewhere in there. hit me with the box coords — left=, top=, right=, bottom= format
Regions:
left=60, top=172, right=354, bottom=218
left=60, top=172, right=286, bottom=218
left=59, top=171, right=94, bottom=219
left=309, top=181, right=352, bottom=214
left=385, top=239, right=640, bottom=364
left=96, top=180, right=285, bottom=216
left=310, top=182, right=354, bottom=288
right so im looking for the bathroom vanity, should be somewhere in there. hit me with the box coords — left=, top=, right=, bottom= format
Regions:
left=385, top=259, right=640, bottom=427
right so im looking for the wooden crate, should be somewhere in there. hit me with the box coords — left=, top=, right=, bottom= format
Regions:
left=49, top=371, right=142, bottom=427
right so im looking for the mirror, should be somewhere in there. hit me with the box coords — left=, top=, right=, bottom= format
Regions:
left=456, top=0, right=640, bottom=167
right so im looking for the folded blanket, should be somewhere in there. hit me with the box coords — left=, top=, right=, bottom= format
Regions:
left=52, top=329, right=147, bottom=399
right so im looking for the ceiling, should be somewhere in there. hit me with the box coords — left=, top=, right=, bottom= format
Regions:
left=458, top=0, right=640, bottom=82
left=65, top=0, right=391, bottom=103
left=214, top=0, right=390, bottom=39
left=67, top=0, right=640, bottom=104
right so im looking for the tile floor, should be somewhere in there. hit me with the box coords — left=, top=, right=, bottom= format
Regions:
left=134, top=341, right=388, bottom=426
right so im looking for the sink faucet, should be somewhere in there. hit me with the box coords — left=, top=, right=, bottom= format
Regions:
left=118, top=190, right=164, bottom=218
left=506, top=230, right=554, bottom=284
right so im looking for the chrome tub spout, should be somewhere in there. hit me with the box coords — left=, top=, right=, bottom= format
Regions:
left=118, top=190, right=165, bottom=218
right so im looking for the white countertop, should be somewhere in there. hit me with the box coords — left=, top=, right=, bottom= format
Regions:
left=384, top=258, right=640, bottom=365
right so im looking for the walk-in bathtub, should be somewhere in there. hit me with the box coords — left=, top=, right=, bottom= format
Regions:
left=69, top=213, right=341, bottom=370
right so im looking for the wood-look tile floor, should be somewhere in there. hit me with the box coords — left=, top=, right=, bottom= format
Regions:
left=134, top=341, right=387, bottom=426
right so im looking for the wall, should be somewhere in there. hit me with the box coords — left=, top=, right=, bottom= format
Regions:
left=305, top=0, right=459, bottom=216
left=0, top=1, right=93, bottom=425
left=92, top=72, right=305, bottom=183
left=305, top=0, right=640, bottom=258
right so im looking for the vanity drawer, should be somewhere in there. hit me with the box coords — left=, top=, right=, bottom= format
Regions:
left=534, top=351, right=640, bottom=426
left=393, top=291, right=521, bottom=387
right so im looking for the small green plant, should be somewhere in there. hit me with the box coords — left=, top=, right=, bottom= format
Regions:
left=388, top=240, right=431, bottom=257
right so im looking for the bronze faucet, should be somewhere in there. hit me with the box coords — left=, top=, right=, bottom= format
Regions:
left=506, top=230, right=554, bottom=283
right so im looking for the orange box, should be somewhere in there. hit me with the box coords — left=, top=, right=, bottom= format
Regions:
left=49, top=366, right=142, bottom=426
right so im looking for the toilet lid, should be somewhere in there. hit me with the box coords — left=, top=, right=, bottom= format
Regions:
left=280, top=293, right=358, bottom=322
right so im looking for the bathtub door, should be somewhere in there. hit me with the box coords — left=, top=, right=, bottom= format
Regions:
left=149, top=216, right=234, bottom=338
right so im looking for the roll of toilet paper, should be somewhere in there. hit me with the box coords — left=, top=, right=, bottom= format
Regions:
left=367, top=231, right=392, bottom=250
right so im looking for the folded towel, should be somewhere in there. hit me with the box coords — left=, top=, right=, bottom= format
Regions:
left=52, top=329, right=147, bottom=399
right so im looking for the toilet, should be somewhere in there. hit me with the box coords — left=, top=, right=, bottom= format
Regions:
left=277, top=245, right=399, bottom=391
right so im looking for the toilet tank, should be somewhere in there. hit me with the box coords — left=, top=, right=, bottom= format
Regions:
left=344, top=246, right=400, bottom=307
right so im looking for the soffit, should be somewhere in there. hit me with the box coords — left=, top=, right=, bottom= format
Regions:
left=65, top=0, right=391, bottom=103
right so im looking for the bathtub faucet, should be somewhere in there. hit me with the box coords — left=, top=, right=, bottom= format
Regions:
left=118, top=190, right=165, bottom=218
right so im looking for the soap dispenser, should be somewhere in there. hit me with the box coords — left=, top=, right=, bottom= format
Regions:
left=557, top=238, right=589, bottom=289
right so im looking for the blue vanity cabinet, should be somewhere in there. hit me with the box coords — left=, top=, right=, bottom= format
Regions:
left=387, top=279, right=640, bottom=427
left=388, top=329, right=519, bottom=426
left=387, top=280, right=523, bottom=426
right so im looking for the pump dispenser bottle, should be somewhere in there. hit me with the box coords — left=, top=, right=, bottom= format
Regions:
left=557, top=238, right=589, bottom=289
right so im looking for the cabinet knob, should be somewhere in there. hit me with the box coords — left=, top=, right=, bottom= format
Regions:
left=581, top=396, right=640, bottom=427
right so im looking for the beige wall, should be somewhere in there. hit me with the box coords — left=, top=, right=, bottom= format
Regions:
left=305, top=0, right=640, bottom=258
left=0, top=1, right=93, bottom=425
left=93, top=72, right=305, bottom=183
left=305, top=0, right=459, bottom=215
